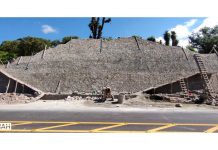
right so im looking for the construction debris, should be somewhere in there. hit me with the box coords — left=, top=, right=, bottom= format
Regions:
left=0, top=93, right=34, bottom=104
left=101, top=87, right=114, bottom=102
left=117, top=93, right=125, bottom=104
left=175, top=103, right=183, bottom=107
left=65, top=96, right=97, bottom=101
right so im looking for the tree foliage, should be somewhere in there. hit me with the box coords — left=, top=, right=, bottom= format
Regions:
left=132, top=35, right=142, bottom=39
left=0, top=51, right=16, bottom=64
left=0, top=36, right=79, bottom=64
left=163, top=31, right=171, bottom=46
left=147, top=36, right=156, bottom=42
left=188, top=25, right=218, bottom=53
left=51, top=40, right=61, bottom=47
left=159, top=40, right=162, bottom=44
left=61, top=36, right=79, bottom=44
left=16, top=37, right=51, bottom=56
left=89, top=17, right=111, bottom=39
left=171, top=31, right=179, bottom=46
left=186, top=45, right=196, bottom=52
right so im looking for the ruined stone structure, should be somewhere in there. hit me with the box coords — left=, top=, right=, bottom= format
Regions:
left=0, top=37, right=218, bottom=97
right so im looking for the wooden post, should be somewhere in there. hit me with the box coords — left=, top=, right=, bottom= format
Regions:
left=181, top=48, right=189, bottom=60
left=14, top=81, right=18, bottom=93
left=22, top=84, right=24, bottom=93
left=170, top=82, right=172, bottom=94
left=186, top=78, right=189, bottom=91
left=5, top=61, right=10, bottom=68
left=41, top=45, right=47, bottom=59
left=133, top=36, right=140, bottom=50
left=5, top=79, right=11, bottom=93
left=100, top=38, right=103, bottom=53
left=0, top=59, right=3, bottom=65
left=25, top=55, right=33, bottom=70
left=17, top=56, right=22, bottom=65
left=55, top=80, right=61, bottom=93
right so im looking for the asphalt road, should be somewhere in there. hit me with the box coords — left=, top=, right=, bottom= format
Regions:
left=0, top=110, right=218, bottom=123
left=0, top=109, right=218, bottom=132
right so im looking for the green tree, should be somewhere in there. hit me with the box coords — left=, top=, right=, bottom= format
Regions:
left=89, top=17, right=111, bottom=39
left=0, top=51, right=17, bottom=64
left=186, top=45, right=196, bottom=52
left=51, top=40, right=61, bottom=47
left=147, top=36, right=156, bottom=42
left=0, top=40, right=20, bottom=53
left=17, top=37, right=51, bottom=56
left=189, top=25, right=218, bottom=53
left=163, top=31, right=171, bottom=46
left=159, top=40, right=163, bottom=44
left=171, top=31, right=179, bottom=46
left=132, top=35, right=142, bottom=39
left=62, top=36, right=79, bottom=44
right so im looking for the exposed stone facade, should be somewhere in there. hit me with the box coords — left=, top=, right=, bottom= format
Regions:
left=1, top=37, right=218, bottom=94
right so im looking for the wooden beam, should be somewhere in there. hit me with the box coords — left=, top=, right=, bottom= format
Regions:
left=17, top=56, right=22, bottom=65
left=55, top=80, right=61, bottom=93
left=41, top=45, right=47, bottom=59
left=14, top=81, right=18, bottom=93
left=22, top=84, right=24, bottom=93
left=5, top=61, right=10, bottom=68
left=100, top=38, right=103, bottom=53
left=5, top=78, right=11, bottom=93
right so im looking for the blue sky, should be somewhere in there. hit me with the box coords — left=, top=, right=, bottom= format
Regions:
left=0, top=17, right=217, bottom=46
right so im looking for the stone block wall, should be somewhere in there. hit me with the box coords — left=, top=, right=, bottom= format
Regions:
left=2, top=37, right=218, bottom=94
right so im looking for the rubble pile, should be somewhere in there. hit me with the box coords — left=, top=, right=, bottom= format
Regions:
left=65, top=96, right=98, bottom=101
left=0, top=93, right=34, bottom=104
left=149, top=92, right=218, bottom=106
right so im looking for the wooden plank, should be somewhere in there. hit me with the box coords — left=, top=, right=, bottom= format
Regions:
left=55, top=80, right=61, bottom=93
left=5, top=78, right=11, bottom=93
left=14, top=81, right=18, bottom=93
left=17, top=56, right=22, bottom=65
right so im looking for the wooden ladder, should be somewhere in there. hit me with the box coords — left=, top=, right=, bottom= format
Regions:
left=194, top=53, right=216, bottom=99
left=179, top=78, right=189, bottom=98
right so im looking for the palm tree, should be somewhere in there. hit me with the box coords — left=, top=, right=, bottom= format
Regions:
left=163, top=31, right=171, bottom=46
left=89, top=17, right=111, bottom=39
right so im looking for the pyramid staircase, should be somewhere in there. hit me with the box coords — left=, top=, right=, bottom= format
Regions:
left=194, top=53, right=217, bottom=102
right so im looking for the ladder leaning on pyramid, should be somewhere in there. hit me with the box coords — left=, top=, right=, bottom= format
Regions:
left=194, top=53, right=217, bottom=104
left=179, top=78, right=189, bottom=99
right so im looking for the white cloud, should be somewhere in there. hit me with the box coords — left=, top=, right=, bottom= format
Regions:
left=155, top=36, right=164, bottom=43
left=155, top=18, right=218, bottom=47
left=41, top=25, right=57, bottom=34
left=193, top=17, right=218, bottom=32
left=169, top=19, right=197, bottom=47
left=185, top=19, right=198, bottom=27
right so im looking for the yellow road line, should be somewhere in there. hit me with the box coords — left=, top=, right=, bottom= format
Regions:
left=35, top=122, right=79, bottom=131
left=80, top=122, right=167, bottom=125
left=0, top=129, right=204, bottom=133
left=177, top=124, right=216, bottom=126
left=205, top=126, right=218, bottom=133
left=1, top=120, right=218, bottom=127
left=31, top=129, right=90, bottom=133
left=0, top=129, right=31, bottom=132
left=147, top=124, right=176, bottom=133
left=91, top=123, right=127, bottom=132
left=12, top=122, right=33, bottom=126
left=94, top=130, right=146, bottom=133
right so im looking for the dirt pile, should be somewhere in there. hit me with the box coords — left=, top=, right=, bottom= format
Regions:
left=0, top=93, right=34, bottom=104
left=65, top=96, right=98, bottom=101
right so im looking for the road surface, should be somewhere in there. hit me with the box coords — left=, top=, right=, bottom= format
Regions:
left=0, top=109, right=218, bottom=133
